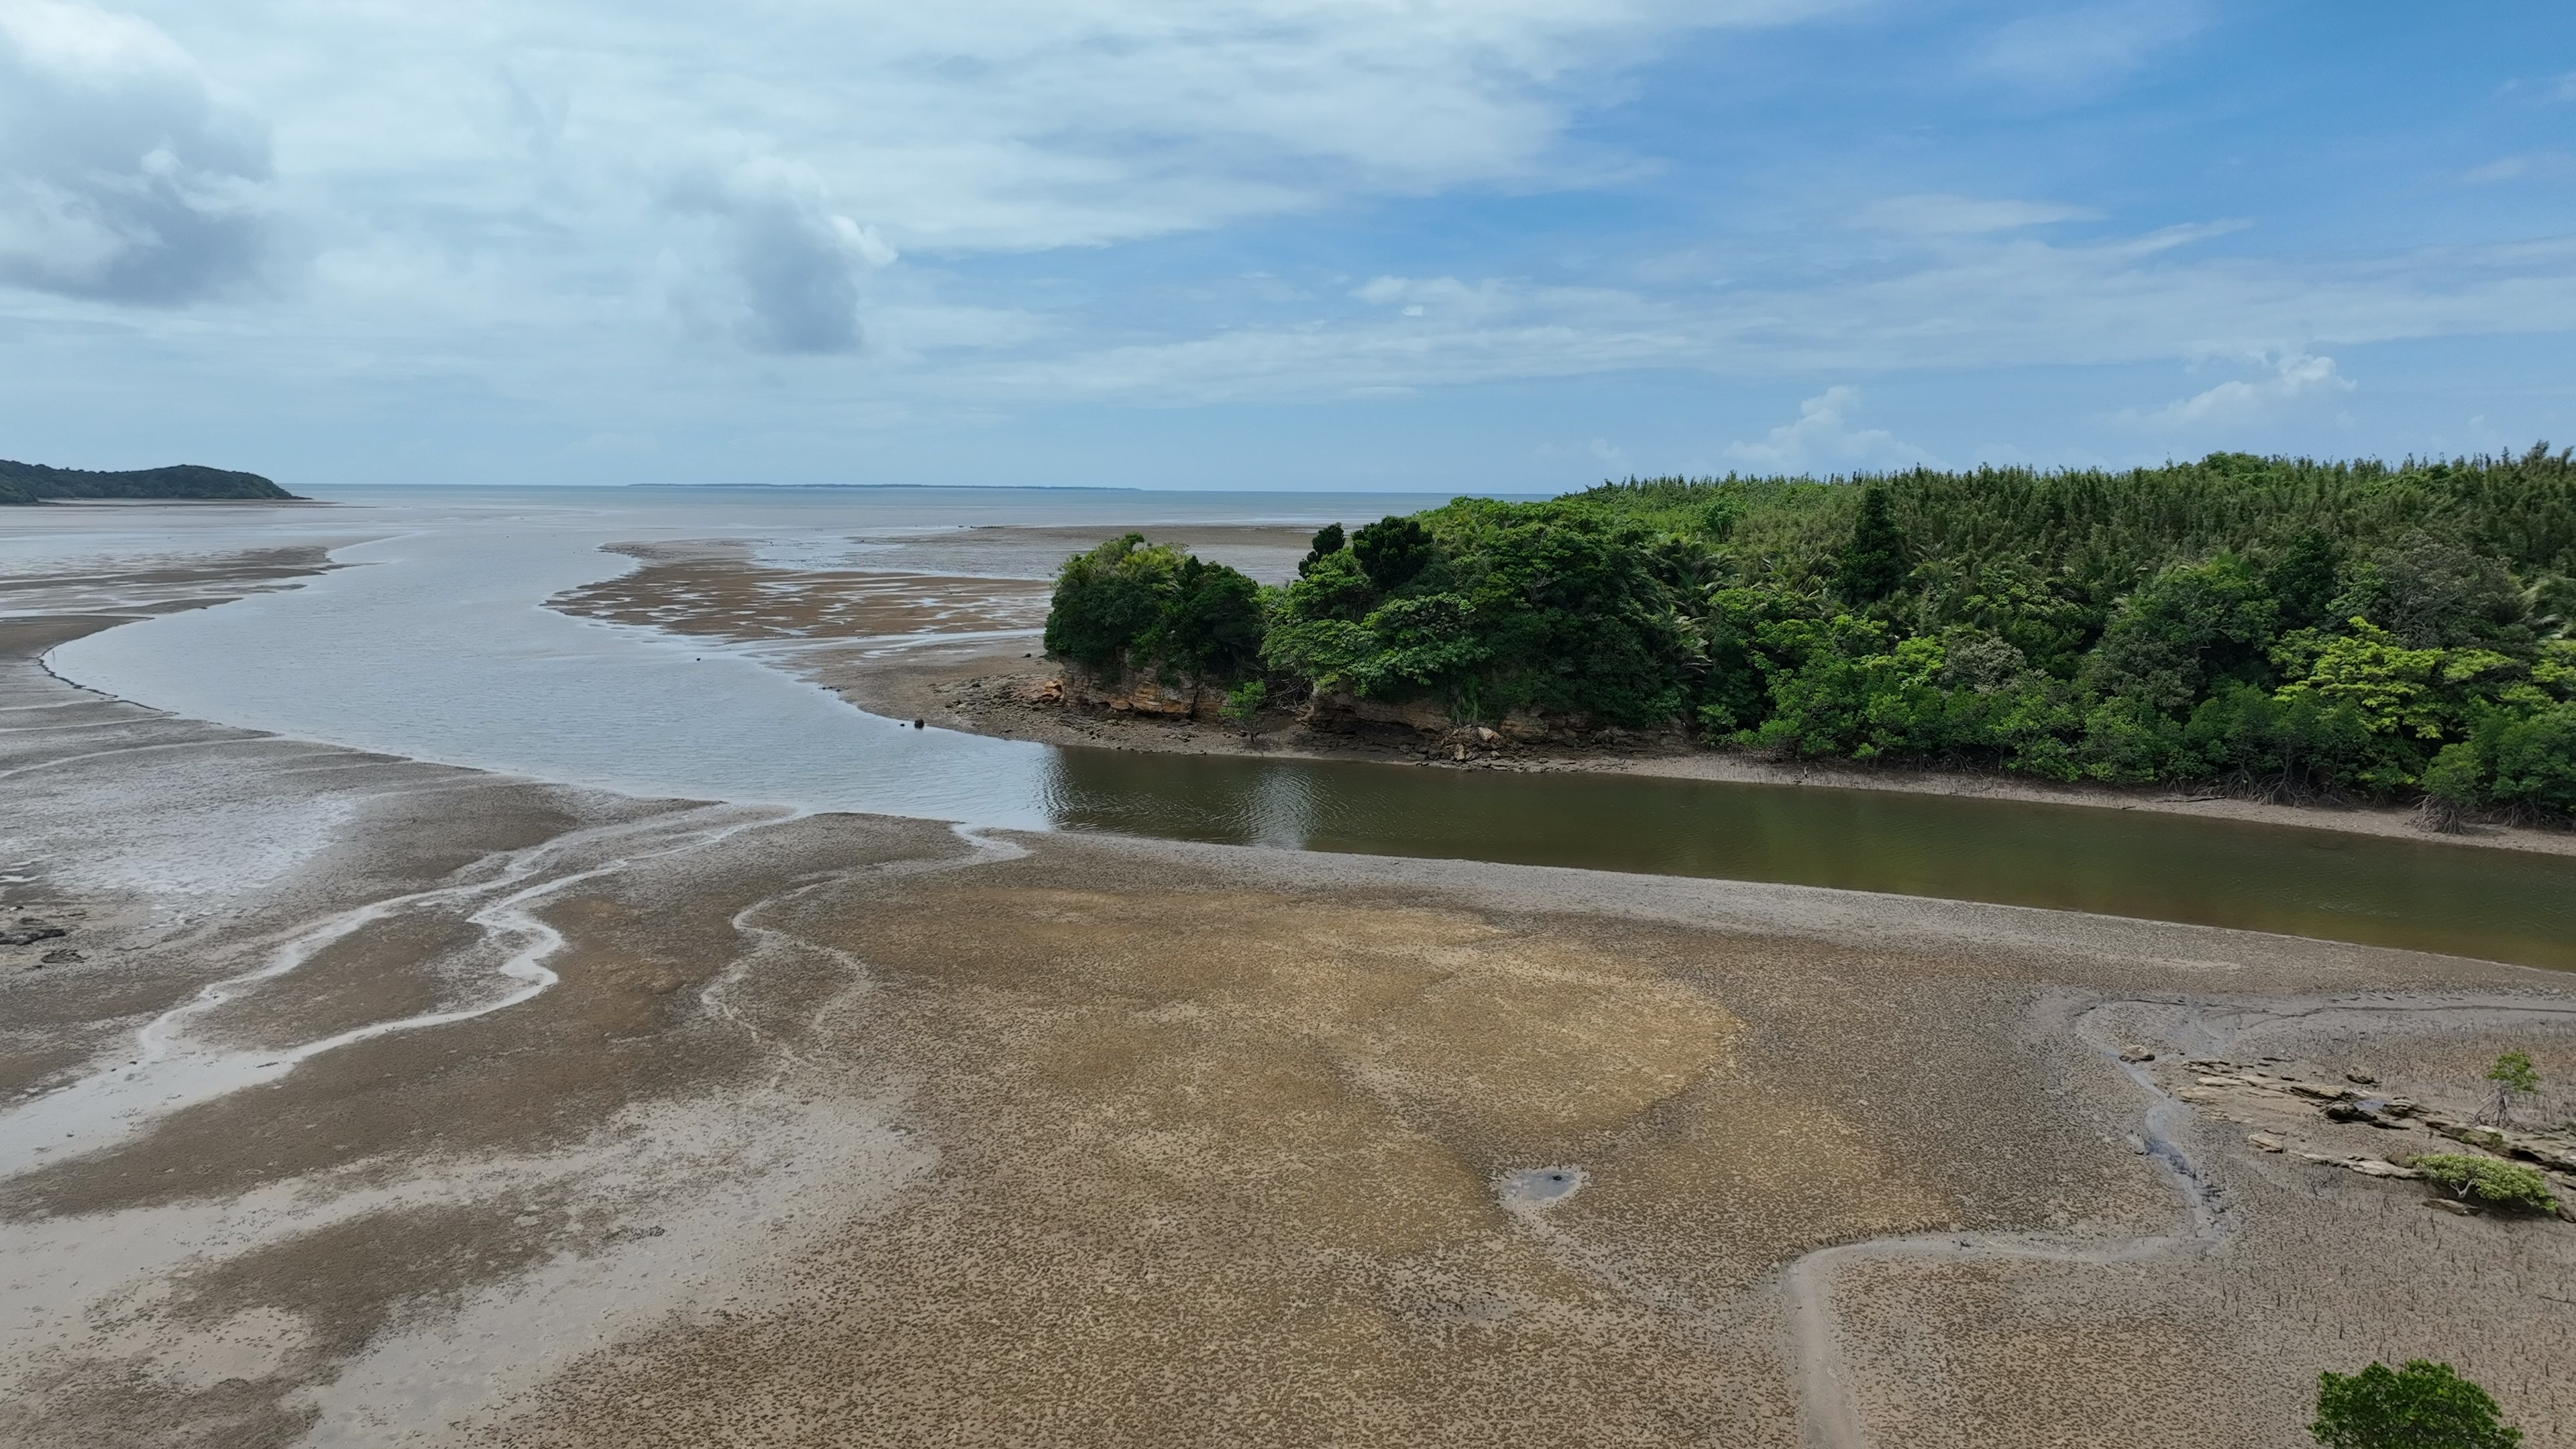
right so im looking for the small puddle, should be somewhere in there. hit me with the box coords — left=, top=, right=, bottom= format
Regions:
left=1497, top=1165, right=1587, bottom=1210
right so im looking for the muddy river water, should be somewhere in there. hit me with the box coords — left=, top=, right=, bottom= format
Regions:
left=12, top=484, right=2575, bottom=970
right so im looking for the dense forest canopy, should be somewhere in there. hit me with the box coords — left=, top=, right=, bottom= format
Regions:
left=1046, top=447, right=2576, bottom=816
left=0, top=460, right=297, bottom=505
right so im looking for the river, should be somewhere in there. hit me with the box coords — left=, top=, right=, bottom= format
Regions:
left=11, top=484, right=2574, bottom=970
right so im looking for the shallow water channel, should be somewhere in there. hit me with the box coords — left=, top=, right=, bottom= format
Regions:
left=1042, top=747, right=2576, bottom=971
left=19, top=486, right=2576, bottom=973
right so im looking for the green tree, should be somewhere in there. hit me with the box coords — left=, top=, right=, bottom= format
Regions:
left=1044, top=534, right=1176, bottom=675
left=2312, top=1361, right=2522, bottom=1448
left=1040, top=447, right=2576, bottom=814
left=2265, top=528, right=2345, bottom=632
left=1159, top=557, right=1265, bottom=682
left=1298, top=523, right=1346, bottom=578
left=1041, top=535, right=1264, bottom=684
left=1834, top=484, right=1907, bottom=605
left=1222, top=679, right=1269, bottom=743
left=1351, top=515, right=1433, bottom=591
left=2082, top=554, right=2279, bottom=717
left=2334, top=537, right=2532, bottom=651
left=2417, top=743, right=2486, bottom=833
left=2483, top=1051, right=2540, bottom=1128
left=2480, top=701, right=2576, bottom=813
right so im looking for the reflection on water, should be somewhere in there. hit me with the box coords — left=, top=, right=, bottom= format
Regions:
left=1042, top=748, right=2576, bottom=971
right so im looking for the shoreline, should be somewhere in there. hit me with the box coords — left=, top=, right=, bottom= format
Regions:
left=839, top=639, right=2576, bottom=861
left=9, top=561, right=2576, bottom=1446
left=539, top=529, right=2576, bottom=860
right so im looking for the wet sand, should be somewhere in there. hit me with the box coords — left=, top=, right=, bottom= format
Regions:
left=7, top=554, right=2576, bottom=1447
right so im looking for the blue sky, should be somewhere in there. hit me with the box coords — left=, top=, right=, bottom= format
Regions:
left=3, top=0, right=2573, bottom=492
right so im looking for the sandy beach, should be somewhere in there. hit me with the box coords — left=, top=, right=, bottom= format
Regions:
left=3, top=543, right=2571, bottom=1447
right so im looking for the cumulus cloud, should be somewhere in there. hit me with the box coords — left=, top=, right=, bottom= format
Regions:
left=667, top=158, right=897, bottom=355
left=2121, top=353, right=2353, bottom=430
left=1856, top=194, right=2100, bottom=235
left=0, top=0, right=274, bottom=303
left=1725, top=387, right=1938, bottom=472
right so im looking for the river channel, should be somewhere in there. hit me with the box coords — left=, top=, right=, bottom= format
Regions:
left=15, top=485, right=2576, bottom=972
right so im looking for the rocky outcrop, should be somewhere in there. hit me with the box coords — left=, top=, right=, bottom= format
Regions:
left=1058, top=667, right=1222, bottom=721
left=1299, top=690, right=1454, bottom=735
left=1299, top=692, right=1616, bottom=744
left=2163, top=1055, right=2576, bottom=1220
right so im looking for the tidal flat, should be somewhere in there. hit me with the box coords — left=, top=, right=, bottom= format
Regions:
left=4, top=545, right=2574, bottom=1447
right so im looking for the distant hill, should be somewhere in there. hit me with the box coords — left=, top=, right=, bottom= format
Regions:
left=0, top=460, right=300, bottom=505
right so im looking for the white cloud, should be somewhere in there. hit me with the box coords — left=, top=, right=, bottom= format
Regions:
left=1725, top=386, right=1938, bottom=472
left=2119, top=352, right=2354, bottom=431
left=132, top=0, right=1844, bottom=256
left=3, top=0, right=2571, bottom=457
left=0, top=0, right=1841, bottom=352
left=665, top=157, right=896, bottom=355
left=1975, top=1, right=2204, bottom=91
left=1352, top=275, right=1511, bottom=318
left=1855, top=194, right=2100, bottom=235
left=976, top=221, right=2576, bottom=410
left=0, top=0, right=274, bottom=303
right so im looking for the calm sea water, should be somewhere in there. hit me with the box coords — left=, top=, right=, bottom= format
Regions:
left=11, top=484, right=2575, bottom=969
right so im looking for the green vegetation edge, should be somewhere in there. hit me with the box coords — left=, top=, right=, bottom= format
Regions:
left=0, top=459, right=299, bottom=504
left=1046, top=447, right=2576, bottom=818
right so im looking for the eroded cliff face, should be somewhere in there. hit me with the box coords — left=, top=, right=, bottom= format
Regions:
left=1058, top=664, right=1602, bottom=742
left=1056, top=665, right=1220, bottom=721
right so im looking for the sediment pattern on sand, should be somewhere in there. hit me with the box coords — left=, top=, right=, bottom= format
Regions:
left=6, top=564, right=2575, bottom=1448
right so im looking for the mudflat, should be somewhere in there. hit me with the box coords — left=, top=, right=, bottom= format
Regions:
left=6, top=553, right=2575, bottom=1448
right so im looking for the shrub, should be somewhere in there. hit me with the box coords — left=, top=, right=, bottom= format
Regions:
left=1221, top=679, right=1269, bottom=741
left=2312, top=1360, right=2522, bottom=1448
left=2408, top=1153, right=2559, bottom=1213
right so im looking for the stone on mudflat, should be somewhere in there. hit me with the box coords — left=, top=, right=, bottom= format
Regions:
left=2247, top=1133, right=2285, bottom=1153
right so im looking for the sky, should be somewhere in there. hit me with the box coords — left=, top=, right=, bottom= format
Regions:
left=3, top=1, right=2574, bottom=493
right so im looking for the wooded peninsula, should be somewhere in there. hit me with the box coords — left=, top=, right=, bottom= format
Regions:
left=0, top=459, right=298, bottom=504
left=1046, top=447, right=2576, bottom=820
